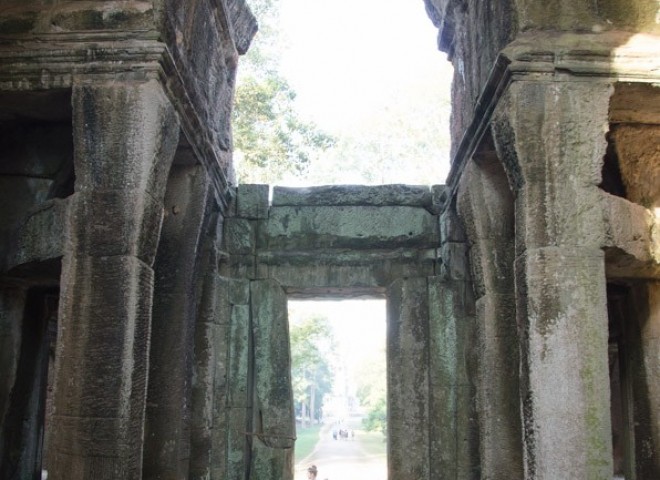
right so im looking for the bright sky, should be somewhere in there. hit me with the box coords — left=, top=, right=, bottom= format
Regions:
left=288, top=299, right=386, bottom=365
left=278, top=0, right=453, bottom=134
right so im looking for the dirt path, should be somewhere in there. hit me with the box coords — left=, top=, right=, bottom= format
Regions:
left=294, top=420, right=387, bottom=480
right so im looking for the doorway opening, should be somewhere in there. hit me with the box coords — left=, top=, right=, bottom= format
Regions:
left=288, top=298, right=387, bottom=480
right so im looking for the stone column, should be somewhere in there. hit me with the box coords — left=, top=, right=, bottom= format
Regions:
left=492, top=81, right=613, bottom=479
left=224, top=277, right=251, bottom=479
left=387, top=277, right=430, bottom=480
left=626, top=282, right=660, bottom=478
left=457, top=155, right=523, bottom=478
left=429, top=205, right=479, bottom=480
left=143, top=164, right=211, bottom=479
left=249, top=279, right=295, bottom=480
left=428, top=276, right=479, bottom=480
left=48, top=80, right=180, bottom=480
left=0, top=287, right=25, bottom=440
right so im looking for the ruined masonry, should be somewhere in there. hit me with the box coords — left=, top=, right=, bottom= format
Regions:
left=0, top=1, right=659, bottom=479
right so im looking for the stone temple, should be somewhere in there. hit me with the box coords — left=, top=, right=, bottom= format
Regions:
left=0, top=1, right=659, bottom=479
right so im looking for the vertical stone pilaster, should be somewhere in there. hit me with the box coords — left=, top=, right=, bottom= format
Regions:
left=457, top=156, right=523, bottom=479
left=428, top=276, right=479, bottom=480
left=0, top=287, right=25, bottom=438
left=227, top=300, right=251, bottom=479
left=143, top=164, right=212, bottom=479
left=248, top=279, right=294, bottom=480
left=387, top=277, right=430, bottom=480
left=493, top=81, right=614, bottom=479
left=48, top=80, right=180, bottom=480
left=627, top=281, right=660, bottom=478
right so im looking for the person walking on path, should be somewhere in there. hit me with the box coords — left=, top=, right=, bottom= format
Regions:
left=307, top=465, right=318, bottom=479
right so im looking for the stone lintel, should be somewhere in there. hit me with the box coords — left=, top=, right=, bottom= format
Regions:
left=254, top=249, right=436, bottom=291
left=271, top=184, right=444, bottom=211
left=267, top=205, right=439, bottom=250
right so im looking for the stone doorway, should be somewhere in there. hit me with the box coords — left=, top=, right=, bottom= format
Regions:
left=221, top=183, right=468, bottom=479
left=287, top=298, right=387, bottom=479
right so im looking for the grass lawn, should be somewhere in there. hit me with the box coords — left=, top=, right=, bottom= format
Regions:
left=347, top=417, right=386, bottom=457
left=295, top=424, right=322, bottom=463
left=355, top=427, right=386, bottom=457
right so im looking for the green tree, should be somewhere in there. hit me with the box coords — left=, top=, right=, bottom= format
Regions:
left=355, top=347, right=387, bottom=437
left=290, top=315, right=336, bottom=425
left=234, top=0, right=334, bottom=183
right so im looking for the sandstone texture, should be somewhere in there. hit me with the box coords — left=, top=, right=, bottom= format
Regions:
left=0, top=1, right=659, bottom=479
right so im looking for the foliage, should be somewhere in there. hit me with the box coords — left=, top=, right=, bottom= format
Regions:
left=302, top=81, right=451, bottom=185
left=294, top=424, right=322, bottom=463
left=355, top=348, right=387, bottom=437
left=234, top=0, right=335, bottom=184
left=290, top=315, right=336, bottom=422
left=362, top=397, right=387, bottom=437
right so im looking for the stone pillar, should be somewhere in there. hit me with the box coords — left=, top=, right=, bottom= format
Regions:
left=225, top=278, right=251, bottom=479
left=0, top=287, right=25, bottom=440
left=492, top=81, right=613, bottom=479
left=626, top=282, right=660, bottom=478
left=429, top=205, right=479, bottom=480
left=143, top=164, right=211, bottom=479
left=249, top=279, right=295, bottom=480
left=428, top=276, right=479, bottom=480
left=457, top=155, right=523, bottom=478
left=387, top=277, right=430, bottom=480
left=48, top=80, right=180, bottom=480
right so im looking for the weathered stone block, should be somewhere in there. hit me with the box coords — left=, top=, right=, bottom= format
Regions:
left=439, top=242, right=470, bottom=281
left=191, top=321, right=219, bottom=432
left=250, top=279, right=295, bottom=450
left=0, top=287, right=25, bottom=439
left=474, top=294, right=523, bottom=479
left=224, top=218, right=256, bottom=254
left=229, top=278, right=250, bottom=305
left=516, top=246, right=612, bottom=479
left=226, top=407, right=249, bottom=480
left=66, top=188, right=164, bottom=264
left=261, top=249, right=436, bottom=291
left=221, top=254, right=257, bottom=279
left=227, top=305, right=250, bottom=408
left=249, top=437, right=293, bottom=480
left=429, top=277, right=475, bottom=388
left=50, top=255, right=154, bottom=479
left=7, top=198, right=68, bottom=271
left=237, top=184, right=269, bottom=219
left=272, top=184, right=434, bottom=207
left=602, top=191, right=657, bottom=266
left=430, top=184, right=448, bottom=214
left=387, top=277, right=430, bottom=480
left=267, top=206, right=439, bottom=249
left=440, top=206, right=466, bottom=243
left=72, top=81, right=180, bottom=198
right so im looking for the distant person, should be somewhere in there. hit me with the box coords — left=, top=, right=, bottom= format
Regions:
left=307, top=465, right=318, bottom=479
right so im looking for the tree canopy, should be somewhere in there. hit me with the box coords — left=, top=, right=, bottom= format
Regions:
left=234, top=0, right=334, bottom=183
left=289, top=315, right=336, bottom=423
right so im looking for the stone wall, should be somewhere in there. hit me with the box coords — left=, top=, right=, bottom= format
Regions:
left=424, top=0, right=660, bottom=478
left=0, top=0, right=659, bottom=479
left=220, top=184, right=480, bottom=480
